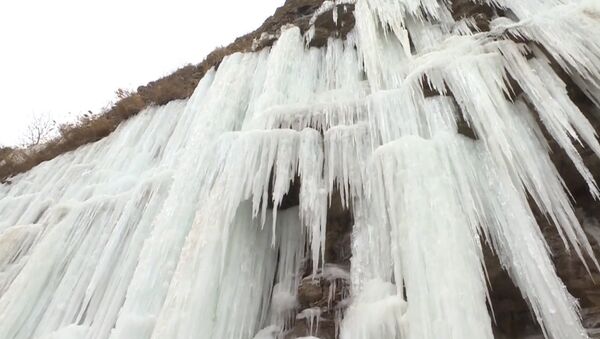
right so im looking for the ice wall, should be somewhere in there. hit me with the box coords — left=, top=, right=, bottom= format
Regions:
left=1, top=0, right=600, bottom=338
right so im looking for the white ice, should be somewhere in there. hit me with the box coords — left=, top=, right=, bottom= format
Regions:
left=1, top=1, right=600, bottom=339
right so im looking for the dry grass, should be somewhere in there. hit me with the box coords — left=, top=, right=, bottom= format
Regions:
left=0, top=59, right=222, bottom=183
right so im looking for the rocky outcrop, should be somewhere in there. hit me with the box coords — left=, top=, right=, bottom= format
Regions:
left=451, top=0, right=495, bottom=31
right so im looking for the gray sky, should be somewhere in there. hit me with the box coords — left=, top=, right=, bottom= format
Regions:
left=0, top=0, right=283, bottom=146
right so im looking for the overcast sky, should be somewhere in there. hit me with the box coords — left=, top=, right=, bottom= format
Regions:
left=0, top=0, right=283, bottom=146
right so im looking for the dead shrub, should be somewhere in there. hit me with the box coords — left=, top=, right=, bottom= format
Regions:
left=0, top=146, right=13, bottom=161
left=110, top=94, right=146, bottom=121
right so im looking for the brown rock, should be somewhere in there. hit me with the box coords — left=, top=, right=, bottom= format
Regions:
left=298, top=279, right=324, bottom=307
left=451, top=0, right=495, bottom=32
left=309, top=4, right=356, bottom=47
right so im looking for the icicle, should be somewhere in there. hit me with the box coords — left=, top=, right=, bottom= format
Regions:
left=250, top=34, right=367, bottom=132
left=251, top=27, right=319, bottom=118
left=298, top=129, right=327, bottom=276
left=324, top=124, right=371, bottom=207
left=1, top=1, right=600, bottom=338
left=267, top=208, right=305, bottom=333
left=431, top=132, right=591, bottom=339
left=494, top=41, right=600, bottom=197
left=469, top=144, right=590, bottom=339
left=297, top=307, right=322, bottom=336
left=110, top=52, right=264, bottom=339
left=491, top=1, right=600, bottom=89
left=349, top=198, right=393, bottom=295
left=0, top=224, right=40, bottom=295
left=370, top=135, right=494, bottom=339
left=354, top=0, right=411, bottom=90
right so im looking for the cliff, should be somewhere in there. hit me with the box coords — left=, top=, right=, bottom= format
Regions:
left=1, top=1, right=600, bottom=339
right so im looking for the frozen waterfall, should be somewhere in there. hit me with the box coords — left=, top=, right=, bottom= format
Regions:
left=2, top=0, right=600, bottom=338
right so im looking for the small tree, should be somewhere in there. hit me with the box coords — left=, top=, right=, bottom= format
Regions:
left=22, top=114, right=56, bottom=147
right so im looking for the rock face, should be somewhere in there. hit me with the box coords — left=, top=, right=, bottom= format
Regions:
left=451, top=0, right=495, bottom=31
left=232, top=0, right=355, bottom=51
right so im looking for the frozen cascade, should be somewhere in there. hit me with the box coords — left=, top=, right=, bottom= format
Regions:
left=0, top=0, right=600, bottom=339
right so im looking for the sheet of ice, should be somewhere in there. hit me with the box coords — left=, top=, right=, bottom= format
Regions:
left=0, top=2, right=599, bottom=339
left=324, top=123, right=371, bottom=207
left=267, top=208, right=305, bottom=331
left=370, top=136, right=494, bottom=339
left=340, top=279, right=406, bottom=339
left=149, top=202, right=281, bottom=339
left=0, top=224, right=40, bottom=295
left=111, top=51, right=266, bottom=339
left=0, top=100, right=189, bottom=339
left=298, top=129, right=328, bottom=275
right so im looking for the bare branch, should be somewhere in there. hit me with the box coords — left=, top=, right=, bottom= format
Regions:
left=21, top=113, right=57, bottom=147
